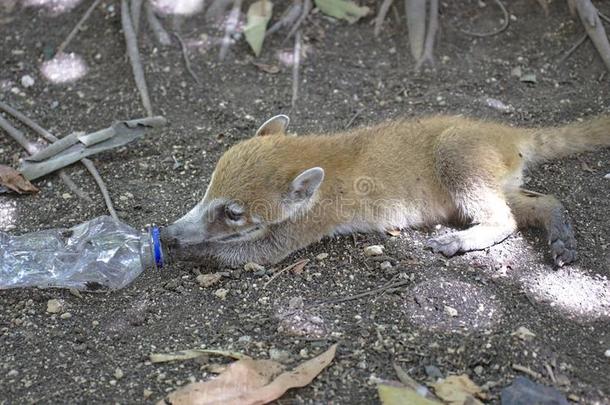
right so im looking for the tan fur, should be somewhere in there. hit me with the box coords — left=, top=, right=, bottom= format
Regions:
left=163, top=114, right=610, bottom=267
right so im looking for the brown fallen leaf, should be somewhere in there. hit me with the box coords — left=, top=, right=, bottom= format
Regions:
left=378, top=382, right=442, bottom=405
left=580, top=160, right=596, bottom=173
left=290, top=258, right=309, bottom=274
left=0, top=164, right=38, bottom=194
left=252, top=61, right=281, bottom=74
left=162, top=344, right=337, bottom=405
left=431, top=374, right=485, bottom=405
left=387, top=229, right=402, bottom=237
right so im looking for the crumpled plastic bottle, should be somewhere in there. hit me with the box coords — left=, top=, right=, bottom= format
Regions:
left=0, top=216, right=165, bottom=290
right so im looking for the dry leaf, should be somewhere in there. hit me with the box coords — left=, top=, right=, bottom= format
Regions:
left=162, top=344, right=337, bottom=405
left=0, top=164, right=38, bottom=194
left=252, top=61, right=280, bottom=74
left=378, top=383, right=442, bottom=405
left=244, top=0, right=274, bottom=57
left=580, top=160, right=596, bottom=173
left=387, top=229, right=401, bottom=237
left=290, top=258, right=309, bottom=274
left=162, top=359, right=284, bottom=405
left=150, top=349, right=250, bottom=364
left=431, top=374, right=484, bottom=405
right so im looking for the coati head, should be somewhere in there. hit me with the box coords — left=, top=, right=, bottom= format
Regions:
left=161, top=115, right=325, bottom=247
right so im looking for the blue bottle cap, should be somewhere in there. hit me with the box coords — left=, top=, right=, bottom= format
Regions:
left=151, top=226, right=164, bottom=268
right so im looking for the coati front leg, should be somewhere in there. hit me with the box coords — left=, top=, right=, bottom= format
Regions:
left=506, top=189, right=577, bottom=266
left=426, top=127, right=518, bottom=256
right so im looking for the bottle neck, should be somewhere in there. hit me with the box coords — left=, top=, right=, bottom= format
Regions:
left=140, top=227, right=166, bottom=270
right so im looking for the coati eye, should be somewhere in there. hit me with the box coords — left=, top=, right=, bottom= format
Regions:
left=224, top=204, right=244, bottom=222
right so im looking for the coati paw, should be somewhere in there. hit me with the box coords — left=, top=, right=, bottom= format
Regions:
left=548, top=218, right=577, bottom=267
left=426, top=234, right=463, bottom=257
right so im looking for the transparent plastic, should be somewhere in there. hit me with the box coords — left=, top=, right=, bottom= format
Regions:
left=0, top=216, right=163, bottom=290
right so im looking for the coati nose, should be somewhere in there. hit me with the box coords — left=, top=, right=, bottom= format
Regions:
left=159, top=226, right=180, bottom=247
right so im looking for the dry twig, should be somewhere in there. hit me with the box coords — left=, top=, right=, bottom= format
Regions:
left=56, top=0, right=102, bottom=54
left=416, top=0, right=438, bottom=68
left=263, top=258, right=310, bottom=288
left=374, top=0, right=394, bottom=37
left=512, top=364, right=542, bottom=379
left=219, top=0, right=243, bottom=61
left=291, top=30, right=302, bottom=108
left=144, top=0, right=171, bottom=45
left=173, top=32, right=201, bottom=84
left=267, top=0, right=302, bottom=36
left=558, top=33, right=588, bottom=64
left=131, top=0, right=144, bottom=34
left=573, top=0, right=610, bottom=72
left=460, top=0, right=509, bottom=38
left=311, top=278, right=411, bottom=307
left=121, top=0, right=154, bottom=116
left=284, top=0, right=311, bottom=44
left=81, top=159, right=118, bottom=220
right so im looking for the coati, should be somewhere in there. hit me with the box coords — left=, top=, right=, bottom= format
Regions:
left=161, top=114, right=610, bottom=267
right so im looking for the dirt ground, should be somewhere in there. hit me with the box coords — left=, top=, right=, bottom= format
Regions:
left=1, top=0, right=609, bottom=404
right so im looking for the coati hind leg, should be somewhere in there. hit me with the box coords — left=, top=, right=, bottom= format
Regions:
left=506, top=189, right=577, bottom=266
left=426, top=126, right=519, bottom=257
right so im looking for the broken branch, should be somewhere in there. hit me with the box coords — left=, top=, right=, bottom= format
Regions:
left=144, top=0, right=171, bottom=45
left=172, top=32, right=201, bottom=84
left=56, top=0, right=103, bottom=55
left=121, top=0, right=154, bottom=116
left=573, top=0, right=610, bottom=72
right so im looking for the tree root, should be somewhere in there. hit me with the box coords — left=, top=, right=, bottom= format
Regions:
left=144, top=0, right=171, bottom=46
left=56, top=0, right=102, bottom=54
left=574, top=0, right=610, bottom=72
left=374, top=0, right=394, bottom=37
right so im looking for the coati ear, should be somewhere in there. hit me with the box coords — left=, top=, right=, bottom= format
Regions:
left=255, top=114, right=290, bottom=136
left=290, top=167, right=325, bottom=200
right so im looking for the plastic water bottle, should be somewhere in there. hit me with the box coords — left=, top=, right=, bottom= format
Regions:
left=0, top=216, right=165, bottom=290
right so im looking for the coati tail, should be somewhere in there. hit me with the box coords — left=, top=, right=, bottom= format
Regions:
left=527, top=115, right=610, bottom=163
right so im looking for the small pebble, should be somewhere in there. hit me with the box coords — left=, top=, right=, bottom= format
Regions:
left=92, top=320, right=99, bottom=326
left=46, top=299, right=64, bottom=314
left=315, top=253, right=329, bottom=261
left=197, top=273, right=222, bottom=288
left=114, top=368, right=124, bottom=380
left=214, top=288, right=228, bottom=300
left=364, top=245, right=384, bottom=256
left=61, top=193, right=72, bottom=200
left=444, top=305, right=458, bottom=317
left=269, top=348, right=291, bottom=363
left=604, top=349, right=610, bottom=358
left=474, top=365, right=484, bottom=376
left=60, top=312, right=72, bottom=320
left=379, top=261, right=392, bottom=270
left=512, top=326, right=536, bottom=341
left=7, top=369, right=18, bottom=377
left=244, top=262, right=265, bottom=272
left=299, top=348, right=309, bottom=358
left=20, top=75, right=34, bottom=88
left=143, top=389, right=153, bottom=399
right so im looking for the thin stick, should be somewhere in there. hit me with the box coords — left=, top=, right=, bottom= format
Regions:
left=345, top=109, right=363, bottom=129
left=512, top=364, right=542, bottom=379
left=219, top=0, right=242, bottom=61
left=284, top=0, right=311, bottom=44
left=544, top=363, right=556, bottom=383
left=131, top=0, right=144, bottom=34
left=121, top=0, right=154, bottom=116
left=172, top=32, right=201, bottom=84
left=0, top=101, right=55, bottom=143
left=56, top=0, right=103, bottom=55
left=557, top=33, right=588, bottom=64
left=460, top=0, right=509, bottom=38
left=0, top=114, right=38, bottom=155
left=58, top=171, right=92, bottom=202
left=263, top=258, right=309, bottom=288
left=144, top=0, right=171, bottom=46
left=416, top=0, right=438, bottom=68
left=81, top=158, right=118, bottom=220
left=266, top=0, right=302, bottom=37
left=599, top=11, right=610, bottom=25
left=574, top=0, right=610, bottom=72
left=374, top=0, right=393, bottom=37
left=291, top=30, right=301, bottom=108
left=311, top=279, right=411, bottom=307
